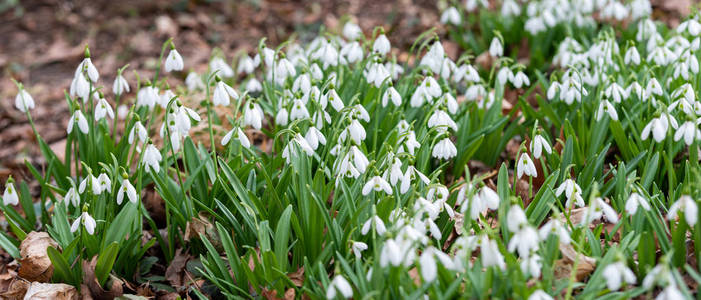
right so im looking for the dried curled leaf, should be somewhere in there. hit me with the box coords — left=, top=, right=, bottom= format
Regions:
left=23, top=282, right=78, bottom=300
left=0, top=278, right=30, bottom=300
left=165, top=248, right=191, bottom=288
left=18, top=231, right=59, bottom=282
left=82, top=257, right=124, bottom=300
left=554, top=243, right=596, bottom=282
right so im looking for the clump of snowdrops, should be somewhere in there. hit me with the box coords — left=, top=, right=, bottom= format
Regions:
left=2, top=1, right=701, bottom=298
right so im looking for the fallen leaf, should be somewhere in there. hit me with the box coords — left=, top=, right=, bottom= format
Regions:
left=287, top=267, right=304, bottom=287
left=22, top=282, right=78, bottom=300
left=554, top=243, right=596, bottom=281
left=82, top=257, right=124, bottom=300
left=0, top=278, right=30, bottom=300
left=18, top=232, right=59, bottom=282
left=165, top=249, right=191, bottom=288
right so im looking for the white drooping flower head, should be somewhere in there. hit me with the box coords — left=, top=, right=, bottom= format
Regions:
left=117, top=178, right=137, bottom=205
left=67, top=110, right=89, bottom=135
left=602, top=261, right=636, bottom=291
left=373, top=33, right=391, bottom=56
left=2, top=178, right=19, bottom=206
left=14, top=87, right=35, bottom=113
left=164, top=47, right=184, bottom=72
left=71, top=211, right=97, bottom=235
left=326, top=275, right=353, bottom=299
left=440, top=7, right=461, bottom=25
left=668, top=195, right=698, bottom=226
left=517, top=153, right=537, bottom=178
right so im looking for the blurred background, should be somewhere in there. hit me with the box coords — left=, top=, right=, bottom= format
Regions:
left=0, top=0, right=441, bottom=185
left=0, top=0, right=692, bottom=186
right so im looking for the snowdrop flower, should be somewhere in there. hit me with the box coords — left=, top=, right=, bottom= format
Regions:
left=668, top=195, right=698, bottom=226
left=419, top=247, right=458, bottom=282
left=128, top=121, right=148, bottom=145
left=539, top=217, right=571, bottom=244
left=94, top=97, right=114, bottom=121
left=489, top=37, right=503, bottom=57
left=76, top=56, right=99, bottom=83
left=311, top=40, right=339, bottom=69
left=67, top=110, right=89, bottom=134
left=583, top=197, right=619, bottom=225
left=508, top=225, right=539, bottom=257
left=656, top=285, right=684, bottom=300
left=479, top=235, right=506, bottom=270
left=458, top=185, right=499, bottom=220
left=517, top=153, right=537, bottom=178
left=497, top=67, right=512, bottom=86
left=326, top=275, right=353, bottom=299
left=340, top=41, right=364, bottom=64
left=602, top=261, right=636, bottom=291
left=326, top=88, right=344, bottom=112
left=117, top=178, right=137, bottom=205
left=626, top=192, right=651, bottom=214
left=95, top=173, right=111, bottom=194
left=289, top=99, right=310, bottom=121
left=164, top=48, right=184, bottom=72
left=373, top=33, right=391, bottom=56
left=361, top=215, right=386, bottom=235
left=528, top=290, right=553, bottom=300
left=222, top=127, right=250, bottom=148
left=70, top=70, right=90, bottom=100
left=64, top=187, right=80, bottom=208
left=2, top=178, right=18, bottom=206
left=428, top=110, right=458, bottom=132
left=674, top=120, right=701, bottom=146
left=242, top=102, right=264, bottom=130
left=381, top=86, right=402, bottom=107
left=245, top=78, right=262, bottom=93
left=282, top=134, right=315, bottom=163
left=210, top=57, right=234, bottom=77
left=556, top=178, right=584, bottom=208
left=605, top=83, right=628, bottom=103
left=596, top=100, right=618, bottom=121
left=351, top=241, right=367, bottom=258
left=400, top=166, right=430, bottom=194
left=185, top=72, right=204, bottom=91
left=237, top=55, right=255, bottom=75
left=440, top=7, right=461, bottom=25
left=365, top=62, right=391, bottom=87
left=547, top=82, right=560, bottom=101
left=642, top=115, right=673, bottom=143
left=510, top=70, right=530, bottom=88
left=343, top=22, right=362, bottom=40
left=380, top=239, right=402, bottom=267
left=507, top=205, right=528, bottom=232
left=305, top=127, right=326, bottom=150
left=212, top=81, right=238, bottom=106
left=136, top=86, right=159, bottom=109
left=530, top=134, right=552, bottom=159
left=341, top=119, right=366, bottom=145
left=432, top=138, right=457, bottom=160
left=521, top=253, right=542, bottom=278
left=71, top=211, right=97, bottom=235
left=624, top=46, right=641, bottom=65
left=501, top=0, right=520, bottom=17
left=14, top=88, right=35, bottom=112
left=142, top=144, right=163, bottom=173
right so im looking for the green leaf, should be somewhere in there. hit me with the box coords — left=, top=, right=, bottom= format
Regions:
left=95, top=242, right=120, bottom=287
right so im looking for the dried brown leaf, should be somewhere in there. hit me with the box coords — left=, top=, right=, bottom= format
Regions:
left=0, top=278, right=30, bottom=300
left=18, top=232, right=59, bottom=282
left=165, top=249, right=191, bottom=288
left=554, top=243, right=596, bottom=281
left=82, top=256, right=124, bottom=300
left=22, top=282, right=78, bottom=300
